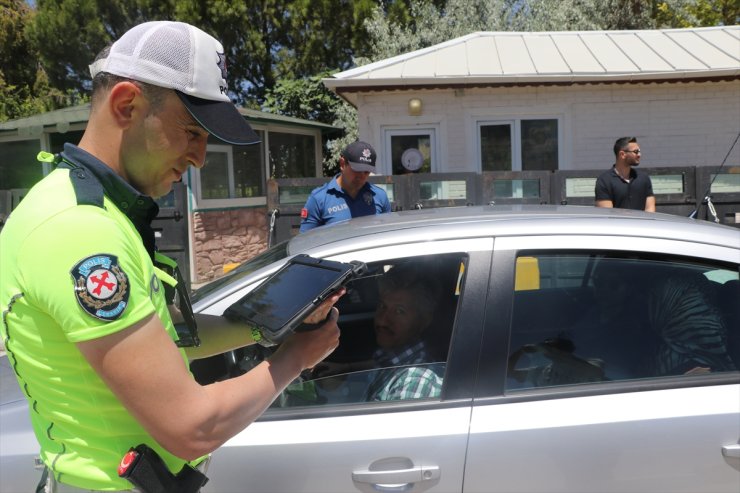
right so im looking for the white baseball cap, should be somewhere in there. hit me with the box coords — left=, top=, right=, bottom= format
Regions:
left=89, top=21, right=259, bottom=146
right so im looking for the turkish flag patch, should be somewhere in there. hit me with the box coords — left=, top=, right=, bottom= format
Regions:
left=300, top=208, right=308, bottom=218
left=70, top=254, right=130, bottom=321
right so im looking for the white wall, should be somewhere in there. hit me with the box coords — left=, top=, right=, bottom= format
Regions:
left=354, top=79, right=740, bottom=173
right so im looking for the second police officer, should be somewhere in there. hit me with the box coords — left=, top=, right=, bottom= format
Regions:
left=299, top=141, right=391, bottom=232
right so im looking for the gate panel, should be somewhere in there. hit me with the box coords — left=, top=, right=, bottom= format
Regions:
left=552, top=167, right=697, bottom=216
left=405, top=172, right=480, bottom=210
left=551, top=170, right=601, bottom=206
left=695, top=166, right=740, bottom=228
left=482, top=171, right=551, bottom=205
left=648, top=167, right=696, bottom=217
left=153, top=182, right=191, bottom=290
left=266, top=178, right=329, bottom=245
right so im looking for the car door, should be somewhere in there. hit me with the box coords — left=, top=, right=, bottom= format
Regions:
left=464, top=234, right=740, bottom=493
left=201, top=238, right=493, bottom=493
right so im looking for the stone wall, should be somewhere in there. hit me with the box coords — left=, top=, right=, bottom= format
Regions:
left=192, top=208, right=268, bottom=283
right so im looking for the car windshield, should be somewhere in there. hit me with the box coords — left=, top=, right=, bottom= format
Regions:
left=190, top=240, right=290, bottom=303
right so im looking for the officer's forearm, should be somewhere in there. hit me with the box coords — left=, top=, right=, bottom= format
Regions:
left=184, top=313, right=257, bottom=360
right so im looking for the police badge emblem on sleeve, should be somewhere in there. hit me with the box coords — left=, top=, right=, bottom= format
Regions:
left=71, top=254, right=130, bottom=321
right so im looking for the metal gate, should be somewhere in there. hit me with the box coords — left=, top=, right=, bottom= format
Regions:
left=152, top=182, right=191, bottom=291
left=695, top=166, right=740, bottom=225
left=266, top=166, right=740, bottom=242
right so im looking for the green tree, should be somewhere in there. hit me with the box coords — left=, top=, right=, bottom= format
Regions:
left=28, top=0, right=384, bottom=106
left=263, top=71, right=357, bottom=173
left=0, top=0, right=78, bottom=121
left=691, top=0, right=740, bottom=25
left=360, top=0, right=734, bottom=64
left=29, top=0, right=176, bottom=94
left=655, top=0, right=740, bottom=26
left=263, top=72, right=341, bottom=123
left=169, top=0, right=386, bottom=104
left=362, top=0, right=509, bottom=63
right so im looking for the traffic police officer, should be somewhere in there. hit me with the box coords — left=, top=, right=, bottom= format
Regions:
left=299, top=141, right=391, bottom=232
left=0, top=21, right=341, bottom=492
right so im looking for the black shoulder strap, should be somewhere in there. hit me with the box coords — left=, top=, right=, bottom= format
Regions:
left=56, top=156, right=106, bottom=209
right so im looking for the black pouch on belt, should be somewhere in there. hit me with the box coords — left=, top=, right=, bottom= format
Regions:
left=118, top=444, right=209, bottom=493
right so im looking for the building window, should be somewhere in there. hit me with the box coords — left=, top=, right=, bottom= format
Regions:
left=269, top=131, right=317, bottom=179
left=192, top=127, right=323, bottom=210
left=0, top=139, right=43, bottom=189
left=50, top=131, right=84, bottom=154
left=479, top=122, right=513, bottom=172
left=479, top=118, right=559, bottom=172
left=200, top=145, right=233, bottom=200
left=192, top=132, right=267, bottom=209
left=384, top=128, right=437, bottom=175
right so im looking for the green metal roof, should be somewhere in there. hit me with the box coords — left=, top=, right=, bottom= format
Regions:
left=0, top=104, right=92, bottom=132
left=0, top=104, right=341, bottom=135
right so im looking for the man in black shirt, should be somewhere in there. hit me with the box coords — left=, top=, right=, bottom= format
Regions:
left=595, top=137, right=655, bottom=211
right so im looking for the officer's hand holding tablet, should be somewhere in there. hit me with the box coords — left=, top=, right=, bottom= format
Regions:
left=224, top=255, right=367, bottom=347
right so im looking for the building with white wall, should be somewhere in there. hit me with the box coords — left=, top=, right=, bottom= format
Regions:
left=324, top=26, right=740, bottom=176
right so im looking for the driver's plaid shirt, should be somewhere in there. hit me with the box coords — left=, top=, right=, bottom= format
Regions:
left=367, top=340, right=443, bottom=401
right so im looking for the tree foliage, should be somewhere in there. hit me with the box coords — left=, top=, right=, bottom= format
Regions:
left=262, top=71, right=358, bottom=172
left=5, top=0, right=736, bottom=149
left=655, top=0, right=739, bottom=26
left=0, top=0, right=80, bottom=121
left=29, top=0, right=174, bottom=94
left=361, top=0, right=738, bottom=67
left=27, top=0, right=386, bottom=106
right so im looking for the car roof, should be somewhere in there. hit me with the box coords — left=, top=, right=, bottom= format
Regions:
left=288, top=205, right=740, bottom=254
left=192, top=204, right=738, bottom=312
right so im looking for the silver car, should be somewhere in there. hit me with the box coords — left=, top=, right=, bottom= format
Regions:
left=2, top=205, right=740, bottom=493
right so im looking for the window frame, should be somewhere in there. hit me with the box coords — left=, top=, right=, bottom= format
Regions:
left=476, top=116, right=562, bottom=172
left=190, top=125, right=323, bottom=211
left=263, top=252, right=470, bottom=409
left=475, top=234, right=740, bottom=400
left=381, top=126, right=440, bottom=176
left=191, top=144, right=240, bottom=209
left=193, top=237, right=494, bottom=417
left=266, top=125, right=323, bottom=180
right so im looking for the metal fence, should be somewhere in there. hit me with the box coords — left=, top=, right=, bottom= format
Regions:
left=266, top=166, right=740, bottom=245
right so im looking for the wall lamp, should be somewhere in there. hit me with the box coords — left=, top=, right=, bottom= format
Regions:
left=408, top=98, right=423, bottom=116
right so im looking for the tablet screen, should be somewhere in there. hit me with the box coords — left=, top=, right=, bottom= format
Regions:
left=229, top=258, right=355, bottom=334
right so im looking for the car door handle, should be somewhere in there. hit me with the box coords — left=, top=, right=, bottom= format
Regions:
left=722, top=444, right=740, bottom=459
left=352, top=465, right=440, bottom=485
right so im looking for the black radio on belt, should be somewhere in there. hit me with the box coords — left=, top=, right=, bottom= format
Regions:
left=118, top=444, right=208, bottom=493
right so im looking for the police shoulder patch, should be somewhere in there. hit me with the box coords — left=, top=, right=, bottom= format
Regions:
left=70, top=254, right=130, bottom=321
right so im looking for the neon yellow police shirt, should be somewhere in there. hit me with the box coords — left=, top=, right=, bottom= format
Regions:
left=0, top=162, right=193, bottom=490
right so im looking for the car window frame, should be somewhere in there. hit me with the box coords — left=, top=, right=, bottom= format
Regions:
left=250, top=239, right=495, bottom=421
left=475, top=234, right=740, bottom=402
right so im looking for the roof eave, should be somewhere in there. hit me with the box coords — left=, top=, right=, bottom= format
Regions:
left=324, top=70, right=740, bottom=106
left=324, top=69, right=740, bottom=89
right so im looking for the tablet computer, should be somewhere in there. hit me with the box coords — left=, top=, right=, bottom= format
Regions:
left=224, top=254, right=367, bottom=346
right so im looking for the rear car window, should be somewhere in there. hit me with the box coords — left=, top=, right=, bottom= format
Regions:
left=507, top=253, right=739, bottom=390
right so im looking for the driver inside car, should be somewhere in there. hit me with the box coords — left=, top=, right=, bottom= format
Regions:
left=366, top=264, right=444, bottom=400
left=314, top=263, right=444, bottom=401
